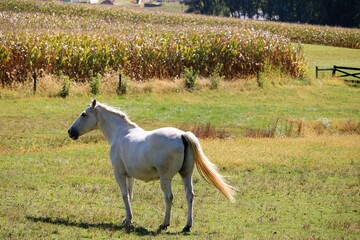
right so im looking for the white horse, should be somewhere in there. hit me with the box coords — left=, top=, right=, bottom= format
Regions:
left=68, top=99, right=236, bottom=232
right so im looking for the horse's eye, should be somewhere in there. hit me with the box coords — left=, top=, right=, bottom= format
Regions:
left=81, top=113, right=87, bottom=117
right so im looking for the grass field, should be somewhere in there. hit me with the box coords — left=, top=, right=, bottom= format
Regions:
left=1, top=68, right=360, bottom=239
left=304, top=44, right=360, bottom=70
left=1, top=3, right=360, bottom=236
left=1, top=132, right=359, bottom=239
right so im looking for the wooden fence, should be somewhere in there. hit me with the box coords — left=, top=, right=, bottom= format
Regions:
left=316, top=65, right=360, bottom=82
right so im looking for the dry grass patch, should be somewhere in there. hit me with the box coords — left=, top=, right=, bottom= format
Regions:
left=179, top=123, right=231, bottom=139
left=202, top=135, right=360, bottom=169
left=245, top=118, right=360, bottom=138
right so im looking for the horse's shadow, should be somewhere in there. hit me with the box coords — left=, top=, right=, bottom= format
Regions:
left=26, top=216, right=159, bottom=236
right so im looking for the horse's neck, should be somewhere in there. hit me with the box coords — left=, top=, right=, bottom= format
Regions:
left=96, top=108, right=134, bottom=144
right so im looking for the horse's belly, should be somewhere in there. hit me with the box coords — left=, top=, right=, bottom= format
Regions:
left=126, top=165, right=160, bottom=182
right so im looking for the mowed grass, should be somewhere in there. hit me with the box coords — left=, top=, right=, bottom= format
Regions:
left=1, top=44, right=360, bottom=239
left=303, top=44, right=360, bottom=81
left=304, top=44, right=360, bottom=69
left=1, top=134, right=359, bottom=239
left=1, top=80, right=360, bottom=239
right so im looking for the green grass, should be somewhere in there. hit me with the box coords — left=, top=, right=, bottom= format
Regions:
left=304, top=44, right=360, bottom=69
left=1, top=123, right=359, bottom=239
left=2, top=81, right=359, bottom=132
left=304, top=44, right=360, bottom=80
left=1, top=79, right=360, bottom=238
left=1, top=16, right=360, bottom=238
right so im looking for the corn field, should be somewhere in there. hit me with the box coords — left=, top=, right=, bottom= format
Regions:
left=2, top=0, right=357, bottom=84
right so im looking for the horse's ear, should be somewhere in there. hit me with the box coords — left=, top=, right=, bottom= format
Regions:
left=92, top=99, right=97, bottom=108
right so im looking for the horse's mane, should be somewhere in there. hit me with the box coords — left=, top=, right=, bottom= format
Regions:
left=96, top=102, right=138, bottom=127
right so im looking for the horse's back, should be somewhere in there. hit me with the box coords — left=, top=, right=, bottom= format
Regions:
left=149, top=127, right=185, bottom=141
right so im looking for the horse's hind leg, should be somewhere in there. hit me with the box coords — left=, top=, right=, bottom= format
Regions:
left=181, top=175, right=194, bottom=232
left=179, top=144, right=195, bottom=233
left=158, top=177, right=173, bottom=231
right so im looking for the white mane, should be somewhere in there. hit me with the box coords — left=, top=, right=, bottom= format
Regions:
left=96, top=102, right=138, bottom=127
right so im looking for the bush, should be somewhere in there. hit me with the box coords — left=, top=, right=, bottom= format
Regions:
left=209, top=63, right=223, bottom=90
left=89, top=73, right=101, bottom=95
left=57, top=75, right=70, bottom=98
left=184, top=67, right=199, bottom=91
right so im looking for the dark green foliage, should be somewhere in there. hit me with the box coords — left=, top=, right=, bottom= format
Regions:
left=209, top=63, right=223, bottom=90
left=57, top=75, right=70, bottom=98
left=184, top=0, right=360, bottom=28
left=183, top=0, right=229, bottom=16
left=184, top=67, right=199, bottom=91
left=89, top=73, right=101, bottom=96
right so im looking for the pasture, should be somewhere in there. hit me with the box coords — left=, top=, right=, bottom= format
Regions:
left=1, top=0, right=360, bottom=239
left=1, top=77, right=359, bottom=239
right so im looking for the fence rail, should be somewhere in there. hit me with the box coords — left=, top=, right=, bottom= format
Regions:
left=316, top=65, right=360, bottom=80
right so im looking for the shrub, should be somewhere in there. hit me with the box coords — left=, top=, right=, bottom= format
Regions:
left=89, top=73, right=101, bottom=95
left=209, top=63, right=223, bottom=90
left=57, top=75, right=70, bottom=98
left=184, top=67, right=199, bottom=91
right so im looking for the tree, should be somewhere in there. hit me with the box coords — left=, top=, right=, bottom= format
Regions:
left=183, top=0, right=229, bottom=16
left=318, top=0, right=360, bottom=27
left=184, top=0, right=359, bottom=28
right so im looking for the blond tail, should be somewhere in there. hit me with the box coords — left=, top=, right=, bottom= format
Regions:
left=182, top=131, right=236, bottom=202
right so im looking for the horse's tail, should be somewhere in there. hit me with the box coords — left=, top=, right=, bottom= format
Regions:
left=182, top=131, right=236, bottom=203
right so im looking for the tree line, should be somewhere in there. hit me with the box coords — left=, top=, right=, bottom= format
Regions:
left=182, top=0, right=360, bottom=28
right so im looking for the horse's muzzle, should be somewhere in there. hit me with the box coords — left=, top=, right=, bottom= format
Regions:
left=68, top=128, right=79, bottom=140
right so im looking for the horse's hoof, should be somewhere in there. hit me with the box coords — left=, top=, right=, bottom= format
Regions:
left=121, top=218, right=131, bottom=227
left=182, top=225, right=191, bottom=233
left=157, top=223, right=169, bottom=232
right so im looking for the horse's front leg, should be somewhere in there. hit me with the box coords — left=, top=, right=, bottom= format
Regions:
left=113, top=168, right=132, bottom=227
left=158, top=177, right=173, bottom=231
left=127, top=176, right=135, bottom=201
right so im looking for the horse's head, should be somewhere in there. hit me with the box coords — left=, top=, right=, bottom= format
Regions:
left=68, top=99, right=98, bottom=140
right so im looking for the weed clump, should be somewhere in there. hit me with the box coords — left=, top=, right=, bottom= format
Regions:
left=180, top=123, right=230, bottom=139
left=116, top=74, right=128, bottom=95
left=57, top=75, right=70, bottom=98
left=184, top=67, right=199, bottom=92
left=335, top=120, right=360, bottom=134
left=89, top=73, right=101, bottom=95
left=245, top=118, right=304, bottom=138
left=209, top=63, right=224, bottom=90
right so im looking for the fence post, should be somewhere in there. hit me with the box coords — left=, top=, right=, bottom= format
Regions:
left=117, top=73, right=122, bottom=95
left=316, top=66, right=318, bottom=79
left=33, top=71, right=37, bottom=95
left=332, top=65, right=336, bottom=77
